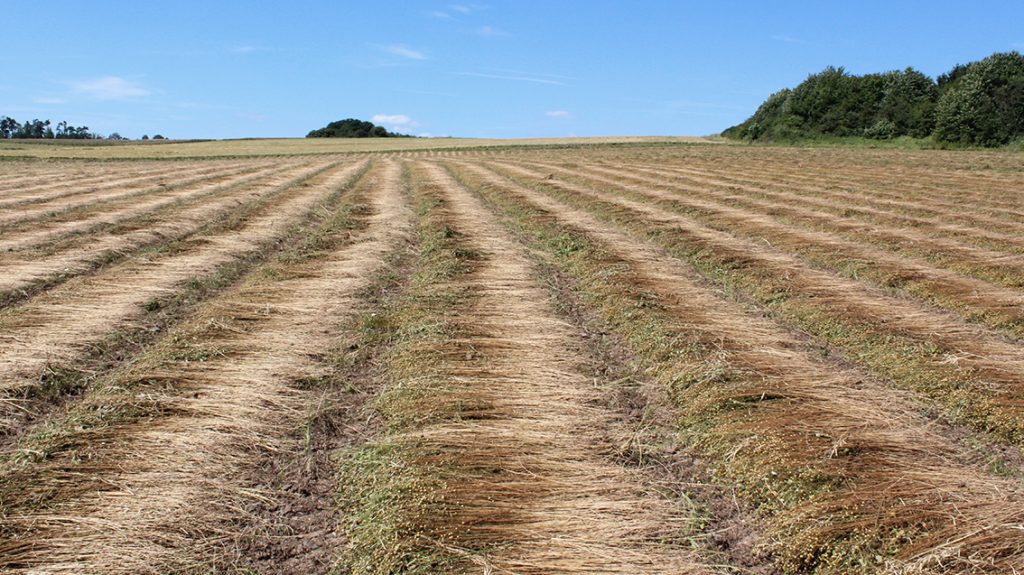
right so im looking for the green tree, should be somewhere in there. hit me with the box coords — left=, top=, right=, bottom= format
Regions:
left=875, top=68, right=938, bottom=138
left=934, top=52, right=1024, bottom=146
left=307, top=118, right=409, bottom=138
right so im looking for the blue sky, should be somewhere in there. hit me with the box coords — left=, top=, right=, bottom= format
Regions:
left=2, top=1, right=1022, bottom=139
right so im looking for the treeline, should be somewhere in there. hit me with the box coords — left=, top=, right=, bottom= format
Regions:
left=0, top=116, right=164, bottom=141
left=1, top=117, right=102, bottom=139
left=724, top=51, right=1024, bottom=147
left=306, top=118, right=411, bottom=138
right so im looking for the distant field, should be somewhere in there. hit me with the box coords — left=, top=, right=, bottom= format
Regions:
left=2, top=142, right=1024, bottom=574
left=0, top=135, right=711, bottom=159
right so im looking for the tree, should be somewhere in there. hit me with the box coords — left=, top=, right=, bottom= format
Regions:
left=306, top=118, right=409, bottom=138
left=723, top=51, right=1024, bottom=146
left=934, top=52, right=1024, bottom=146
left=875, top=68, right=938, bottom=138
left=0, top=116, right=20, bottom=139
left=152, top=134, right=166, bottom=140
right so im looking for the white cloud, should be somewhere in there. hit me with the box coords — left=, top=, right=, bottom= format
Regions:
left=373, top=114, right=417, bottom=127
left=545, top=110, right=571, bottom=118
left=476, top=25, right=510, bottom=37
left=71, top=76, right=150, bottom=100
left=426, top=10, right=453, bottom=19
left=230, top=45, right=259, bottom=54
left=449, top=4, right=475, bottom=14
left=455, top=71, right=565, bottom=86
left=33, top=96, right=66, bottom=105
left=381, top=44, right=427, bottom=60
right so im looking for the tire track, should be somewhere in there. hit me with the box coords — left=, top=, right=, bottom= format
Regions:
left=0, top=159, right=411, bottom=574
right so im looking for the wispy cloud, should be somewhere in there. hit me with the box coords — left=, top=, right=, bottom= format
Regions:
left=229, top=45, right=271, bottom=54
left=454, top=71, right=565, bottom=86
left=395, top=88, right=462, bottom=97
left=426, top=9, right=454, bottom=19
left=372, top=113, right=416, bottom=127
left=488, top=67, right=576, bottom=82
left=475, top=25, right=510, bottom=37
left=380, top=44, right=427, bottom=60
left=71, top=76, right=151, bottom=100
left=545, top=110, right=571, bottom=118
left=770, top=34, right=806, bottom=44
left=33, top=96, right=66, bottom=105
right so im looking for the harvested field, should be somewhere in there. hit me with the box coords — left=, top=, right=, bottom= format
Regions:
left=1, top=140, right=1023, bottom=574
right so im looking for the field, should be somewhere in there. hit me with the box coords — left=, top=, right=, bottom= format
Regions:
left=1, top=138, right=1024, bottom=574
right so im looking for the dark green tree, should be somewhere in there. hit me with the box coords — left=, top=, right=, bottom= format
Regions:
left=306, top=118, right=409, bottom=138
left=0, top=116, right=20, bottom=138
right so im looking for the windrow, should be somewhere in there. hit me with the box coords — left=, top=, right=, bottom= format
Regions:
left=479, top=159, right=1024, bottom=444
left=506, top=160, right=1024, bottom=335
left=0, top=159, right=295, bottom=253
left=0, top=160, right=306, bottom=296
left=0, top=160, right=187, bottom=201
left=578, top=161, right=1024, bottom=289
left=0, top=160, right=249, bottom=214
left=338, top=160, right=705, bottom=574
left=446, top=159, right=1024, bottom=574
left=625, top=156, right=1024, bottom=241
left=0, top=158, right=365, bottom=433
left=0, top=159, right=412, bottom=574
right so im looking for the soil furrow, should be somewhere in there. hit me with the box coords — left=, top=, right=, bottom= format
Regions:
left=445, top=159, right=1024, bottom=574
left=0, top=159, right=411, bottom=573
left=0, top=159, right=364, bottom=430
